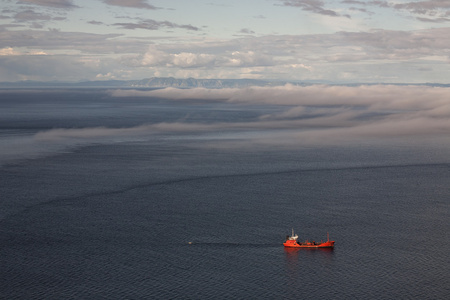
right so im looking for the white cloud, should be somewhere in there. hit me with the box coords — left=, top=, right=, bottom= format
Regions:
left=289, top=63, right=313, bottom=71
left=0, top=47, right=47, bottom=56
left=171, top=52, right=216, bottom=68
left=128, top=47, right=275, bottom=71
left=95, top=72, right=116, bottom=79
left=0, top=47, right=20, bottom=56
left=223, top=51, right=274, bottom=67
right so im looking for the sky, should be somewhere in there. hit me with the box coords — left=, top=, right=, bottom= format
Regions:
left=1, top=0, right=450, bottom=83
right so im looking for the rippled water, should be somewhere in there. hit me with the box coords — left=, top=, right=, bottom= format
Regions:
left=0, top=90, right=449, bottom=299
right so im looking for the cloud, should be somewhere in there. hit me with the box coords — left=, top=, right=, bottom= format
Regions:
left=0, top=84, right=444, bottom=165
left=111, top=87, right=237, bottom=100
left=109, top=84, right=450, bottom=134
left=17, top=0, right=78, bottom=9
left=170, top=52, right=216, bottom=68
left=34, top=125, right=153, bottom=141
left=95, top=72, right=116, bottom=79
left=117, top=26, right=450, bottom=81
left=2, top=24, right=449, bottom=82
left=0, top=47, right=47, bottom=56
left=111, top=84, right=450, bottom=112
left=34, top=122, right=244, bottom=142
left=225, top=51, right=274, bottom=67
left=129, top=48, right=216, bottom=68
left=2, top=0, right=449, bottom=84
left=0, top=47, right=21, bottom=56
left=278, top=0, right=342, bottom=17
left=286, top=63, right=313, bottom=71
left=29, top=85, right=450, bottom=150
left=416, top=16, right=450, bottom=22
left=393, top=1, right=450, bottom=14
left=13, top=9, right=52, bottom=22
left=102, top=0, right=158, bottom=10
left=299, top=28, right=450, bottom=63
left=127, top=46, right=275, bottom=69
left=88, top=20, right=104, bottom=25
left=341, top=0, right=389, bottom=8
left=239, top=28, right=255, bottom=35
left=344, top=0, right=450, bottom=22
left=113, top=19, right=199, bottom=31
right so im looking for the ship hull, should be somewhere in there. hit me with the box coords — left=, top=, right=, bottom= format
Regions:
left=283, top=239, right=335, bottom=248
left=283, top=243, right=335, bottom=248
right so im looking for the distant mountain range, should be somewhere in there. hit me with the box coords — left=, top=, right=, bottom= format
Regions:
left=0, top=77, right=448, bottom=88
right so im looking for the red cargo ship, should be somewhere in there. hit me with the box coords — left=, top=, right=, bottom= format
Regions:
left=283, top=229, right=335, bottom=248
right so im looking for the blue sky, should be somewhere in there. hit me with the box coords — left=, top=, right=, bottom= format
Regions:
left=1, top=0, right=450, bottom=82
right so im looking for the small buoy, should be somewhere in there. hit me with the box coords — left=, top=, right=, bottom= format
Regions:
left=188, top=242, right=192, bottom=245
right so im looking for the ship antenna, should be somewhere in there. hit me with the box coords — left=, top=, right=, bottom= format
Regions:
left=327, top=232, right=329, bottom=242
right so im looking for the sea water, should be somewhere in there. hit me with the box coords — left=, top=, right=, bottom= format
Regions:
left=0, top=89, right=449, bottom=299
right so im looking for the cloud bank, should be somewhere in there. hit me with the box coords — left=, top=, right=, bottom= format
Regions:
left=41, top=85, right=450, bottom=147
left=1, top=84, right=447, bottom=166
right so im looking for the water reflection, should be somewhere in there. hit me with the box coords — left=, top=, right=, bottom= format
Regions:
left=284, top=247, right=334, bottom=258
left=284, top=247, right=335, bottom=287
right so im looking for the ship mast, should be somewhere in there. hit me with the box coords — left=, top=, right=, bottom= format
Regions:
left=289, top=228, right=298, bottom=240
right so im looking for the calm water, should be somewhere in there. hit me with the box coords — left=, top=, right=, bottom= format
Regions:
left=0, top=89, right=449, bottom=299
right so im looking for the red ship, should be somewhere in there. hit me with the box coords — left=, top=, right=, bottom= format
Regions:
left=283, top=229, right=335, bottom=248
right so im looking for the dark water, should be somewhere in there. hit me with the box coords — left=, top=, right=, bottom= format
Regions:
left=1, top=89, right=449, bottom=299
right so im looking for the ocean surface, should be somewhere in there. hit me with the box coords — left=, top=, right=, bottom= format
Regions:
left=0, top=89, right=449, bottom=299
